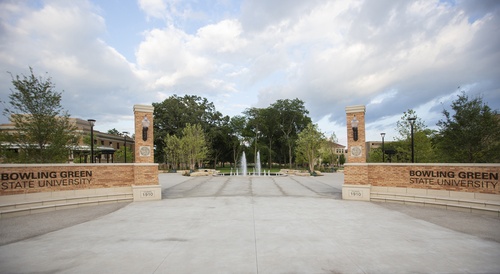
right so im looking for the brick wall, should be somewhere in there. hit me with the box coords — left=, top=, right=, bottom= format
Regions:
left=133, top=164, right=159, bottom=186
left=345, top=163, right=500, bottom=195
left=344, top=164, right=368, bottom=185
left=0, top=163, right=158, bottom=196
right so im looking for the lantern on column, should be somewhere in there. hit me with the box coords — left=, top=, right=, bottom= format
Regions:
left=351, top=115, right=359, bottom=141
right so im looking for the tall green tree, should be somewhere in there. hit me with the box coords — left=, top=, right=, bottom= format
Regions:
left=2, top=67, right=76, bottom=163
left=434, top=92, right=500, bottom=163
left=229, top=115, right=246, bottom=166
left=181, top=123, right=208, bottom=170
left=206, top=112, right=232, bottom=168
left=153, top=94, right=228, bottom=165
left=243, top=107, right=264, bottom=165
left=295, top=123, right=325, bottom=172
left=271, top=98, right=312, bottom=168
left=163, top=134, right=182, bottom=170
left=393, top=109, right=435, bottom=163
left=259, top=107, right=280, bottom=169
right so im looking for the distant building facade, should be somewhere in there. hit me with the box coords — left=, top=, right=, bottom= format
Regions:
left=320, top=139, right=347, bottom=167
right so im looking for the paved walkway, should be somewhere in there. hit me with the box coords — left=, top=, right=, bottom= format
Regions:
left=0, top=173, right=499, bottom=273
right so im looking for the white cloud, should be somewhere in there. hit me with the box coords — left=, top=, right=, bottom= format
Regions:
left=0, top=0, right=144, bottom=132
left=1, top=0, right=499, bottom=144
left=193, top=19, right=247, bottom=53
left=138, top=0, right=167, bottom=20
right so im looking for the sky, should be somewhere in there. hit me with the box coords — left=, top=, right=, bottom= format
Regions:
left=1, top=0, right=499, bottom=146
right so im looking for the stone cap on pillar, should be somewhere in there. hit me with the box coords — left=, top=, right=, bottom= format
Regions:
left=133, top=104, right=154, bottom=113
left=345, top=105, right=366, bottom=114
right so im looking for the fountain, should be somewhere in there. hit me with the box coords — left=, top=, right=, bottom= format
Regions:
left=229, top=150, right=272, bottom=176
left=240, top=151, right=247, bottom=176
left=256, top=151, right=261, bottom=176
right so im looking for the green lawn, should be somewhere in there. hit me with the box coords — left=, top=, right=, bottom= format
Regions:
left=216, top=166, right=283, bottom=174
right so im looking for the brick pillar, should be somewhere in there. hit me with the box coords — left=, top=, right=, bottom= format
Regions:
left=133, top=105, right=154, bottom=163
left=345, top=105, right=366, bottom=163
left=132, top=104, right=160, bottom=201
left=343, top=105, right=370, bottom=201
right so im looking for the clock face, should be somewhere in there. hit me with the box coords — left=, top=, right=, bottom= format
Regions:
left=140, top=146, right=151, bottom=156
left=351, top=146, right=362, bottom=157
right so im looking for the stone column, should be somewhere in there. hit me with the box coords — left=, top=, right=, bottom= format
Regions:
left=132, top=105, right=161, bottom=201
left=345, top=105, right=366, bottom=162
left=134, top=105, right=154, bottom=164
left=343, top=105, right=370, bottom=201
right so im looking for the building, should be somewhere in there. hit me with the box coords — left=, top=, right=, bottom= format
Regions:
left=0, top=117, right=134, bottom=163
left=320, top=139, right=347, bottom=167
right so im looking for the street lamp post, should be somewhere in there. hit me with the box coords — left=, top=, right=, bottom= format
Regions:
left=123, top=131, right=129, bottom=163
left=408, top=117, right=416, bottom=163
left=87, top=119, right=96, bottom=163
left=380, top=132, right=385, bottom=162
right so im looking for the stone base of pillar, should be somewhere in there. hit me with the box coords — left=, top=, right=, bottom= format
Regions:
left=132, top=185, right=162, bottom=201
left=342, top=184, right=371, bottom=201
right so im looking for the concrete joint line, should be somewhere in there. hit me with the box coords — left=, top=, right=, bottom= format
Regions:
left=251, top=197, right=259, bottom=274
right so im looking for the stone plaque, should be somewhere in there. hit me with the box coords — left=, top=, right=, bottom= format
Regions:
left=139, top=146, right=151, bottom=157
left=351, top=146, right=362, bottom=157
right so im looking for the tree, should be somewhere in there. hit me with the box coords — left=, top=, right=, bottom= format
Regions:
left=205, top=112, right=232, bottom=168
left=163, top=134, right=182, bottom=170
left=107, top=128, right=121, bottom=135
left=153, top=94, right=228, bottom=164
left=319, top=132, right=339, bottom=167
left=394, top=109, right=435, bottom=163
left=434, top=92, right=500, bottom=163
left=368, top=141, right=400, bottom=163
left=2, top=67, right=76, bottom=163
left=114, top=146, right=134, bottom=163
left=228, top=115, right=246, bottom=167
left=295, top=123, right=325, bottom=172
left=338, top=153, right=346, bottom=166
left=327, top=132, right=339, bottom=166
left=259, top=107, right=280, bottom=169
left=181, top=123, right=208, bottom=170
left=243, top=107, right=268, bottom=166
left=271, top=99, right=312, bottom=168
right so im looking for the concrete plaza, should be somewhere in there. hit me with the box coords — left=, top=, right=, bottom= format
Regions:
left=0, top=173, right=499, bottom=273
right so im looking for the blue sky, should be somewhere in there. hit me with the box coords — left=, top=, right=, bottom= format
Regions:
left=1, top=0, right=499, bottom=146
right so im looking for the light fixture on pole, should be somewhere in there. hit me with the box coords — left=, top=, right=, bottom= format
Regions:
left=351, top=115, right=359, bottom=141
left=123, top=131, right=129, bottom=163
left=408, top=117, right=416, bottom=163
left=87, top=119, right=96, bottom=163
left=380, top=132, right=386, bottom=162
